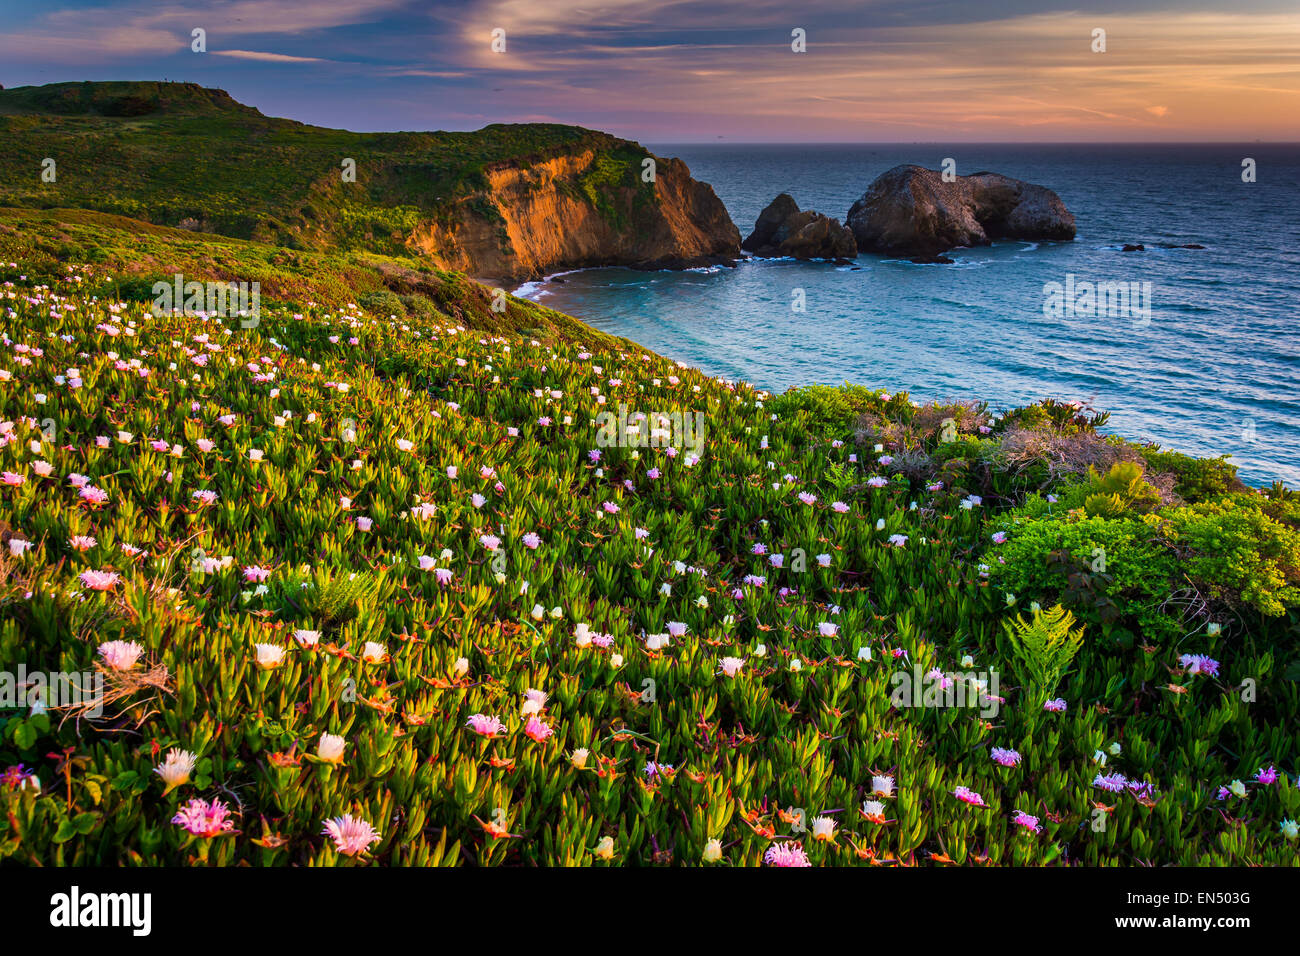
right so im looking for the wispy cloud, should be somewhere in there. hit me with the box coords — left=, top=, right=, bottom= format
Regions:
left=212, top=49, right=330, bottom=63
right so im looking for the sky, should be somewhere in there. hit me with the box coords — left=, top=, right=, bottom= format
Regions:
left=0, top=0, right=1297, bottom=142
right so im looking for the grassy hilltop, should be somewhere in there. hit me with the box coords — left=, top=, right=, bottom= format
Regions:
left=0, top=239, right=1298, bottom=865
left=0, top=81, right=740, bottom=283
left=0, top=81, right=613, bottom=251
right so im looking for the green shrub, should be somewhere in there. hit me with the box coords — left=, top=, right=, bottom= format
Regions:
left=1153, top=498, right=1300, bottom=616
left=991, top=512, right=1179, bottom=638
left=1140, top=447, right=1242, bottom=502
left=769, top=383, right=890, bottom=442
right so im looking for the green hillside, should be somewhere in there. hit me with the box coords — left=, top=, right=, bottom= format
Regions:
left=0, top=81, right=645, bottom=257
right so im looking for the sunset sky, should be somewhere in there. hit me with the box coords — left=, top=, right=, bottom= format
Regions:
left=1, top=0, right=1297, bottom=141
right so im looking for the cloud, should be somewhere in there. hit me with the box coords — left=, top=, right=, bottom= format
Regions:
left=212, top=49, right=329, bottom=63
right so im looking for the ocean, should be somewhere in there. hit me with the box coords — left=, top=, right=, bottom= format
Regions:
left=515, top=144, right=1300, bottom=487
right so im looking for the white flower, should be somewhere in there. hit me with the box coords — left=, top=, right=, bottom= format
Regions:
left=154, top=748, right=197, bottom=793
left=254, top=643, right=285, bottom=669
left=317, top=732, right=346, bottom=764
left=362, top=641, right=386, bottom=663
left=718, top=656, right=745, bottom=678
left=856, top=645, right=873, bottom=661
left=702, top=838, right=723, bottom=862
left=810, top=815, right=837, bottom=842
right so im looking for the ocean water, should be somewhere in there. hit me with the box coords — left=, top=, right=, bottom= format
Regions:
left=516, top=144, right=1300, bottom=487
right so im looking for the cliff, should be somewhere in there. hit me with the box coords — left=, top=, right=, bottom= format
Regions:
left=407, top=148, right=739, bottom=284
left=0, top=81, right=739, bottom=285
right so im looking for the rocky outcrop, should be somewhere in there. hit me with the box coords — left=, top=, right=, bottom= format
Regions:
left=742, top=194, right=856, bottom=260
left=408, top=151, right=740, bottom=284
left=846, top=165, right=1075, bottom=257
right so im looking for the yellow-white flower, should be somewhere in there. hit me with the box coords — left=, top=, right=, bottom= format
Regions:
left=593, top=836, right=615, bottom=860
left=811, top=815, right=837, bottom=842
left=154, top=748, right=197, bottom=794
left=702, top=838, right=723, bottom=863
left=362, top=641, right=386, bottom=663
left=453, top=656, right=469, bottom=677
left=254, top=643, right=285, bottom=669
left=571, top=748, right=590, bottom=769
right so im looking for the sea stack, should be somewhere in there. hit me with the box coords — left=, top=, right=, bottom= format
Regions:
left=742, top=193, right=857, bottom=260
left=846, top=165, right=1076, bottom=257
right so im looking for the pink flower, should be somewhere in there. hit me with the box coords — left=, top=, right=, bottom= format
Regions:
left=435, top=567, right=453, bottom=586
left=97, top=640, right=143, bottom=669
left=521, top=532, right=541, bottom=549
left=418, top=555, right=436, bottom=571
left=763, top=842, right=812, bottom=867
left=1043, top=698, right=1067, bottom=712
left=79, top=485, right=109, bottom=506
left=1013, top=810, right=1042, bottom=832
left=602, top=502, right=619, bottom=514
left=79, top=569, right=120, bottom=591
left=196, top=439, right=215, bottom=453
left=191, top=489, right=218, bottom=506
left=524, top=716, right=553, bottom=742
left=1093, top=773, right=1129, bottom=793
left=798, top=491, right=817, bottom=505
left=991, top=747, right=1021, bottom=767
left=1178, top=653, right=1220, bottom=677
left=991, top=531, right=1008, bottom=544
left=953, top=786, right=987, bottom=807
left=355, top=516, right=372, bottom=531
left=1, top=472, right=24, bottom=486
left=69, top=535, right=97, bottom=552
left=479, top=534, right=501, bottom=551
left=1256, top=766, right=1279, bottom=786
left=831, top=501, right=850, bottom=513
left=172, top=797, right=236, bottom=837
left=321, top=814, right=381, bottom=857
left=243, top=565, right=271, bottom=583
left=866, top=476, right=887, bottom=488
left=466, top=713, right=505, bottom=737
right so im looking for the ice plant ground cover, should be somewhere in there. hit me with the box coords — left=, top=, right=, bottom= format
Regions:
left=1, top=264, right=1298, bottom=866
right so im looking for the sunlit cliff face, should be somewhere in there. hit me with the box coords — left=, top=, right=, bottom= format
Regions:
left=1, top=1, right=1297, bottom=140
